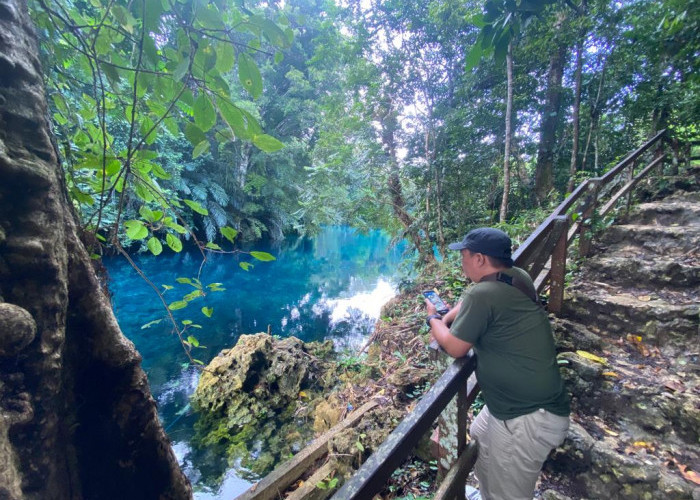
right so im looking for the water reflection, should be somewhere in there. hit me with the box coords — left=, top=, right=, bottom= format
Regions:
left=104, top=226, right=408, bottom=498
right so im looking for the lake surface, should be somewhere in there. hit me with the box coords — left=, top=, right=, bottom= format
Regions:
left=103, top=226, right=408, bottom=498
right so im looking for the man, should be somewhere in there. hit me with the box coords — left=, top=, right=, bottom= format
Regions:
left=425, top=227, right=570, bottom=500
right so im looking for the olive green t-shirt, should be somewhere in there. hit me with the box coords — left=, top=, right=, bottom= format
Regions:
left=450, top=267, right=570, bottom=420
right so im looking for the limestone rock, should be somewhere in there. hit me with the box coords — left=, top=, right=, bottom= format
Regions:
left=191, top=333, right=338, bottom=475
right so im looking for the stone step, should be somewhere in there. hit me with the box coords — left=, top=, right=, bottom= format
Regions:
left=548, top=420, right=700, bottom=499
left=559, top=346, right=700, bottom=442
left=621, top=194, right=700, bottom=226
left=562, top=285, right=699, bottom=347
left=597, top=224, right=700, bottom=257
left=583, top=254, right=699, bottom=290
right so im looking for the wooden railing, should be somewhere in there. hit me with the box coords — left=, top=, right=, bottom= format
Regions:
left=331, top=130, right=670, bottom=500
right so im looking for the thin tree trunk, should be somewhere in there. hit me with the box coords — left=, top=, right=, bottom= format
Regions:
left=567, top=37, right=584, bottom=193
left=380, top=102, right=434, bottom=265
left=581, top=58, right=607, bottom=171
left=0, top=3, right=191, bottom=498
left=534, top=12, right=568, bottom=204
left=500, top=40, right=514, bottom=223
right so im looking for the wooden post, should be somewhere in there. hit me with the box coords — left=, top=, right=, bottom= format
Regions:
left=548, top=216, right=568, bottom=314
left=430, top=343, right=468, bottom=500
left=625, top=159, right=635, bottom=215
left=578, top=179, right=599, bottom=257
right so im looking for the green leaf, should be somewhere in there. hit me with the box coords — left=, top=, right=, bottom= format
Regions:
left=187, top=335, right=200, bottom=347
left=205, top=242, right=222, bottom=250
left=169, top=300, right=188, bottom=310
left=184, top=199, right=209, bottom=215
left=147, top=237, right=163, bottom=256
left=184, top=123, right=207, bottom=147
left=201, top=306, right=213, bottom=318
left=194, top=93, right=217, bottom=132
left=192, top=359, right=205, bottom=365
left=173, top=55, right=190, bottom=82
left=176, top=277, right=193, bottom=284
left=250, top=251, right=276, bottom=262
left=218, top=100, right=249, bottom=139
left=215, top=42, right=235, bottom=73
left=162, top=284, right=174, bottom=290
left=260, top=19, right=289, bottom=48
left=253, top=134, right=284, bottom=153
left=164, top=218, right=187, bottom=234
left=465, top=43, right=483, bottom=71
left=192, top=140, right=210, bottom=159
left=239, top=262, right=253, bottom=271
left=139, top=206, right=156, bottom=222
left=221, top=226, right=238, bottom=243
left=238, top=52, right=263, bottom=99
left=167, top=233, right=183, bottom=252
left=182, top=320, right=192, bottom=325
left=124, top=220, right=148, bottom=240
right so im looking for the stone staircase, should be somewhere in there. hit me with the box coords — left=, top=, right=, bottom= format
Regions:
left=544, top=170, right=700, bottom=499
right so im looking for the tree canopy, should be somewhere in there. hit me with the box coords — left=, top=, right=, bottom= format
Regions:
left=29, top=0, right=698, bottom=258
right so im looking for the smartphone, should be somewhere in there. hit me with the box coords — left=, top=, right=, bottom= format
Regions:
left=423, top=290, right=449, bottom=315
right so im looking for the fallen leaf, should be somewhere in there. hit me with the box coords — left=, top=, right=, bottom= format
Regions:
left=679, top=465, right=700, bottom=485
left=632, top=441, right=654, bottom=450
left=626, top=334, right=643, bottom=343
left=664, top=380, right=685, bottom=393
left=638, top=295, right=652, bottom=302
left=576, top=350, right=608, bottom=364
left=602, top=371, right=619, bottom=378
left=604, top=429, right=619, bottom=436
left=298, top=390, right=308, bottom=399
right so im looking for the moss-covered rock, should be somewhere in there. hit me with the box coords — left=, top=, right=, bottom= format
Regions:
left=191, top=333, right=338, bottom=477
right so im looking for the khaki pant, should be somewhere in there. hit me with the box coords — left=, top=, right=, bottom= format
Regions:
left=470, top=406, right=569, bottom=500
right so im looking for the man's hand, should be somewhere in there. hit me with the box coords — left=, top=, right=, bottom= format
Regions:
left=425, top=299, right=472, bottom=358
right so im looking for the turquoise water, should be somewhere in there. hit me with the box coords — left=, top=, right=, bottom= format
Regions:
left=103, top=226, right=407, bottom=498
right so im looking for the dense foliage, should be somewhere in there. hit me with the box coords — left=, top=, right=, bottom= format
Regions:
left=30, top=0, right=698, bottom=258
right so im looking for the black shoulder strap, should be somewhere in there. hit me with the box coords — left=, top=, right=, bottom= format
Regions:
left=480, top=271, right=540, bottom=306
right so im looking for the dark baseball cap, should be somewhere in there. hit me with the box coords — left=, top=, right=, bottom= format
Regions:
left=448, top=227, right=513, bottom=265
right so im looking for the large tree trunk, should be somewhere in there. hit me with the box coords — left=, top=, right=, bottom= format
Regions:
left=534, top=13, right=567, bottom=204
left=0, top=2, right=191, bottom=499
left=499, top=40, right=514, bottom=223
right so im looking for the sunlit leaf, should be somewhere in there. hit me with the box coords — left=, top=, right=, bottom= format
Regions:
left=184, top=199, right=209, bottom=215
left=240, top=262, right=253, bottom=271
left=221, top=226, right=238, bottom=243
left=167, top=233, right=183, bottom=252
left=201, top=306, right=213, bottom=318
left=147, top=237, right=163, bottom=255
left=169, top=300, right=188, bottom=310
left=124, top=220, right=148, bottom=240
left=253, top=134, right=284, bottom=152
left=250, top=251, right=276, bottom=262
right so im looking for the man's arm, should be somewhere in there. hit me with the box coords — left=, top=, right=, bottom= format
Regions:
left=441, top=300, right=461, bottom=326
left=427, top=315, right=473, bottom=358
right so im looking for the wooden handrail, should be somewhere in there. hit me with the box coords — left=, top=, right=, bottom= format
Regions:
left=599, top=129, right=666, bottom=184
left=331, top=353, right=477, bottom=499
